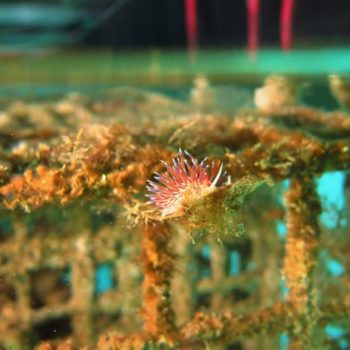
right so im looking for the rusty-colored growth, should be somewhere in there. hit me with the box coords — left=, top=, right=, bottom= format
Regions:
left=283, top=179, right=320, bottom=307
left=0, top=85, right=349, bottom=349
left=141, top=222, right=176, bottom=339
left=282, top=178, right=321, bottom=349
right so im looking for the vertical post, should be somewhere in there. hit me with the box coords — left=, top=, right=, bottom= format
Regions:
left=249, top=187, right=282, bottom=350
left=280, top=0, right=295, bottom=51
left=246, top=0, right=260, bottom=59
left=210, top=243, right=227, bottom=311
left=185, top=0, right=198, bottom=60
left=71, top=234, right=94, bottom=345
left=141, top=222, right=176, bottom=340
left=210, top=243, right=228, bottom=350
left=283, top=177, right=321, bottom=348
left=114, top=223, right=142, bottom=332
left=171, top=225, right=195, bottom=327
left=12, top=221, right=32, bottom=344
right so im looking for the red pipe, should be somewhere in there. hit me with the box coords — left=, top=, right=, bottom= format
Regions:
left=280, top=0, right=295, bottom=51
left=185, top=0, right=198, bottom=56
left=247, top=0, right=260, bottom=58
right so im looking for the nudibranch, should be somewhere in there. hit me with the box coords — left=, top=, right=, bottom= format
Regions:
left=146, top=149, right=226, bottom=218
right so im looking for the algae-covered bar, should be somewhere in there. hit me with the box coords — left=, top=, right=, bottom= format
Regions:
left=0, top=74, right=349, bottom=349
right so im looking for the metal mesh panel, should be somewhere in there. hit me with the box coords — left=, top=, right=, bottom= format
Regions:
left=0, top=84, right=349, bottom=349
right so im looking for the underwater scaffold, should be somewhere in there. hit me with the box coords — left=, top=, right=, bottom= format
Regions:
left=0, top=78, right=349, bottom=349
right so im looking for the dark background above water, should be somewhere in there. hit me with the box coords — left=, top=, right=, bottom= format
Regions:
left=87, top=0, right=350, bottom=48
left=1, top=0, right=350, bottom=51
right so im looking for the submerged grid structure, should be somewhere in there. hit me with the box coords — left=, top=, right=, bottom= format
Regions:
left=0, top=83, right=349, bottom=349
